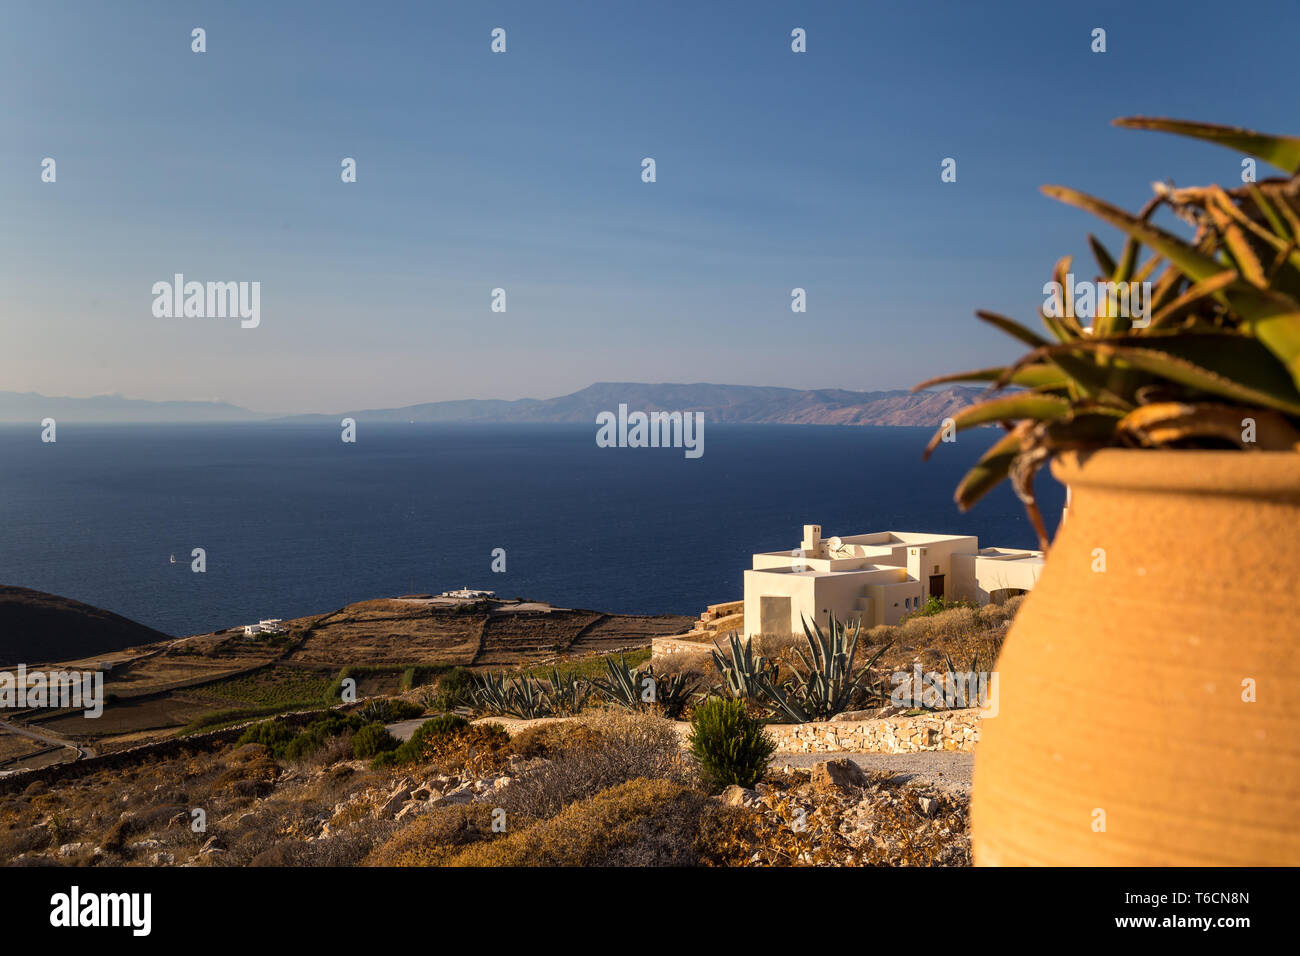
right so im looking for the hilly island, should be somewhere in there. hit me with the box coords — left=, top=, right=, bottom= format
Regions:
left=0, top=382, right=982, bottom=426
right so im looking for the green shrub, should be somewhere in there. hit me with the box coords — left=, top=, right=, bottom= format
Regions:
left=910, top=595, right=978, bottom=618
left=359, top=698, right=424, bottom=723
left=238, top=712, right=366, bottom=761
left=351, top=721, right=399, bottom=758
left=428, top=667, right=475, bottom=710
left=687, top=697, right=776, bottom=792
left=414, top=713, right=469, bottom=739
left=236, top=719, right=295, bottom=751
left=370, top=713, right=471, bottom=768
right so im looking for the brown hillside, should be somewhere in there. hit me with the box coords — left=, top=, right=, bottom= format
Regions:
left=0, top=586, right=172, bottom=668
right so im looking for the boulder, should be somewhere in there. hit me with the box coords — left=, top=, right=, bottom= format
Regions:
left=718, top=785, right=760, bottom=807
left=377, top=785, right=412, bottom=817
left=810, top=758, right=870, bottom=792
left=431, top=788, right=476, bottom=807
left=199, top=837, right=225, bottom=854
left=394, top=802, right=424, bottom=820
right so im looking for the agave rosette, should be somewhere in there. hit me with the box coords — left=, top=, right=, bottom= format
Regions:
left=919, top=118, right=1300, bottom=548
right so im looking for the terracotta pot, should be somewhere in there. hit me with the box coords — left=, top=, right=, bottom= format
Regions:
left=973, top=449, right=1300, bottom=866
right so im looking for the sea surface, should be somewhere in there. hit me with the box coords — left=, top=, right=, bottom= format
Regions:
left=0, top=423, right=1063, bottom=636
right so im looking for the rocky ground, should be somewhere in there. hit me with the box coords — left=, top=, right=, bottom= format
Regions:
left=0, top=711, right=971, bottom=867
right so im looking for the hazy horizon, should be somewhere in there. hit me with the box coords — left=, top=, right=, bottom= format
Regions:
left=6, top=0, right=1300, bottom=412
left=0, top=379, right=984, bottom=425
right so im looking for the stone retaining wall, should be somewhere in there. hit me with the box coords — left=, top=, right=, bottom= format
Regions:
left=650, top=636, right=714, bottom=657
left=475, top=708, right=983, bottom=755
left=762, top=709, right=982, bottom=754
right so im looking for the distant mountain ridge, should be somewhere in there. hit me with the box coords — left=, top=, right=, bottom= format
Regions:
left=0, top=391, right=259, bottom=424
left=288, top=383, right=984, bottom=427
left=0, top=383, right=984, bottom=427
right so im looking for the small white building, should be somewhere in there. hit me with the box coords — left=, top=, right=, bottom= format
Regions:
left=441, top=587, right=495, bottom=599
left=243, top=618, right=284, bottom=637
left=743, top=525, right=1043, bottom=636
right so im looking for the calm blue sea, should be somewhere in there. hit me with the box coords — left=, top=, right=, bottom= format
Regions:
left=0, top=423, right=1063, bottom=636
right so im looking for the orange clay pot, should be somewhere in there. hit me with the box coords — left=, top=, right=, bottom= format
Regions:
left=973, top=449, right=1300, bottom=866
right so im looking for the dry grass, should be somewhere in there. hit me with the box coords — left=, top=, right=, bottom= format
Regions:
left=0, top=734, right=393, bottom=867
left=363, top=804, right=498, bottom=866
left=445, top=778, right=722, bottom=867
left=500, top=710, right=687, bottom=822
left=870, top=597, right=1021, bottom=674
left=647, top=649, right=715, bottom=689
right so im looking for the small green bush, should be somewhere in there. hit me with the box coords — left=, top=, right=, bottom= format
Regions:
left=414, top=713, right=469, bottom=740
left=236, top=720, right=295, bottom=751
left=359, top=698, right=425, bottom=723
left=238, top=712, right=366, bottom=761
left=911, top=595, right=978, bottom=618
left=429, top=667, right=475, bottom=710
left=351, top=721, right=400, bottom=758
left=369, top=713, right=469, bottom=768
left=687, top=697, right=776, bottom=792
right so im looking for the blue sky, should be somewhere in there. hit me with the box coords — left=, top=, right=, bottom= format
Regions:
left=4, top=0, right=1298, bottom=413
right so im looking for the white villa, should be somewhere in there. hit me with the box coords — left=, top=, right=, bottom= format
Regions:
left=743, top=525, right=1043, bottom=636
left=242, top=618, right=284, bottom=637
left=441, top=587, right=495, bottom=599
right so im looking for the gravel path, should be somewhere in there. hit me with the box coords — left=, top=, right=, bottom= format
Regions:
left=774, top=752, right=973, bottom=795
left=386, top=719, right=428, bottom=741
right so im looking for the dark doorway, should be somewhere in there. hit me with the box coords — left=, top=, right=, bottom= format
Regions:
left=929, top=574, right=945, bottom=599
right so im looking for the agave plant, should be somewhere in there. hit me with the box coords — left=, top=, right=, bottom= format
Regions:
left=468, top=671, right=554, bottom=718
left=545, top=667, right=592, bottom=716
left=467, top=671, right=514, bottom=715
left=591, top=655, right=645, bottom=710
left=756, top=615, right=891, bottom=723
left=358, top=698, right=388, bottom=723
left=591, top=655, right=697, bottom=717
left=509, top=675, right=552, bottom=719
left=938, top=651, right=986, bottom=710
left=917, top=117, right=1300, bottom=548
left=710, top=632, right=778, bottom=701
left=648, top=670, right=699, bottom=719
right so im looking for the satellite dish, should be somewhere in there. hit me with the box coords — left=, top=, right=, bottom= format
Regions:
left=828, top=536, right=843, bottom=551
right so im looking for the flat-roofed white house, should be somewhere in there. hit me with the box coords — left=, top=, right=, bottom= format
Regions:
left=742, top=525, right=1043, bottom=636
left=243, top=618, right=284, bottom=637
left=441, top=587, right=495, bottom=599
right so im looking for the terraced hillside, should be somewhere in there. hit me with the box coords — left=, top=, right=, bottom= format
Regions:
left=473, top=608, right=603, bottom=665
left=565, top=613, right=697, bottom=655
left=0, top=590, right=693, bottom=771
left=284, top=599, right=482, bottom=667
